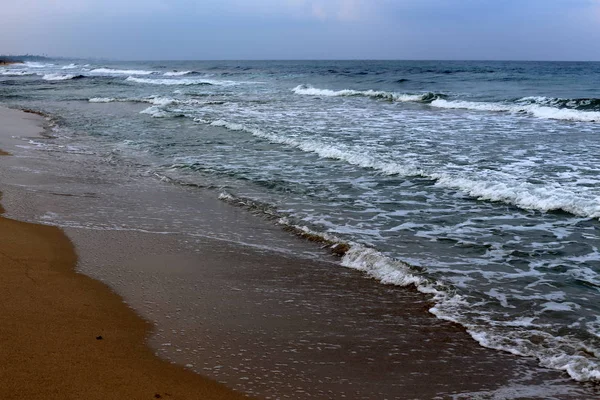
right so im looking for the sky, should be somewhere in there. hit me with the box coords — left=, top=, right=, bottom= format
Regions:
left=1, top=0, right=599, bottom=60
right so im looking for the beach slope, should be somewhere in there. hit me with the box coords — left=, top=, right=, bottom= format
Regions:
left=0, top=107, right=246, bottom=400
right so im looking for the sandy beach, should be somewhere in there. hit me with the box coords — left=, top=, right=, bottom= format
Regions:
left=0, top=105, right=595, bottom=399
left=0, top=107, right=247, bottom=400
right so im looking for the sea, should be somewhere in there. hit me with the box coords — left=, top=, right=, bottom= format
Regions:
left=1, top=59, right=600, bottom=387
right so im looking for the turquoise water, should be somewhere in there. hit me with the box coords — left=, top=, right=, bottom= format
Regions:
left=1, top=59, right=600, bottom=382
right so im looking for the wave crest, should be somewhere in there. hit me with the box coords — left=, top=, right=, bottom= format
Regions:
left=431, top=99, right=600, bottom=123
left=0, top=70, right=36, bottom=76
left=201, top=117, right=599, bottom=220
left=126, top=76, right=256, bottom=86
left=24, top=62, right=54, bottom=68
left=42, top=73, right=84, bottom=81
left=292, top=85, right=442, bottom=103
left=517, top=96, right=600, bottom=111
left=205, top=119, right=421, bottom=176
left=164, top=71, right=196, bottom=76
left=293, top=86, right=600, bottom=123
left=125, top=76, right=218, bottom=86
left=431, top=173, right=600, bottom=219
left=89, top=68, right=156, bottom=75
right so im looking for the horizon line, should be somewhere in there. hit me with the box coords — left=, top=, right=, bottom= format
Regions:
left=3, top=54, right=600, bottom=63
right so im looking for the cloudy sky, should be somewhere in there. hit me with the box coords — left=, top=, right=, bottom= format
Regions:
left=2, top=0, right=599, bottom=60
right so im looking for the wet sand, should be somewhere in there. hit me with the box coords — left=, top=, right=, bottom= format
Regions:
left=0, top=108, right=247, bottom=399
left=0, top=205, right=250, bottom=400
left=0, top=105, right=596, bottom=399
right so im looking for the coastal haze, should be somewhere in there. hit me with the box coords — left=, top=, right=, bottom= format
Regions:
left=1, top=0, right=600, bottom=60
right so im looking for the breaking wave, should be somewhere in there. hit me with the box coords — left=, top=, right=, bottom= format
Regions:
left=88, top=97, right=120, bottom=103
left=42, top=73, right=84, bottom=81
left=0, top=70, right=36, bottom=76
left=199, top=118, right=600, bottom=220
left=516, top=96, right=600, bottom=111
left=216, top=194, right=600, bottom=383
left=90, top=68, right=156, bottom=75
left=126, top=76, right=256, bottom=86
left=164, top=71, right=197, bottom=76
left=293, top=86, right=600, bottom=122
left=140, top=106, right=172, bottom=118
left=88, top=96, right=222, bottom=108
left=24, top=62, right=54, bottom=68
left=431, top=173, right=600, bottom=219
left=345, top=242, right=600, bottom=382
left=89, top=96, right=175, bottom=105
left=125, top=76, right=218, bottom=86
left=285, top=219, right=600, bottom=380
left=430, top=99, right=600, bottom=123
left=292, top=85, right=442, bottom=102
left=204, top=119, right=422, bottom=176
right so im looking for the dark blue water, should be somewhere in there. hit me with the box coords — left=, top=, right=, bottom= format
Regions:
left=2, top=59, right=600, bottom=382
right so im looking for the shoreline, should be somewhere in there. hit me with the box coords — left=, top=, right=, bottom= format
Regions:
left=0, top=105, right=596, bottom=399
left=0, top=201, right=247, bottom=400
left=0, top=108, right=248, bottom=399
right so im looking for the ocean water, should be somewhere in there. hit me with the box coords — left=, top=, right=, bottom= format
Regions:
left=1, top=59, right=600, bottom=384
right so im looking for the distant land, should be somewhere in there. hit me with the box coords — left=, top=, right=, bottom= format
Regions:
left=0, top=55, right=52, bottom=65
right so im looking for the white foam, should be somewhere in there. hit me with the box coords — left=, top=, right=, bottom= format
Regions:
left=431, top=173, right=600, bottom=219
left=42, top=73, right=79, bottom=81
left=217, top=161, right=600, bottom=384
left=272, top=219, right=438, bottom=291
left=453, top=383, right=589, bottom=400
left=164, top=71, right=194, bottom=76
left=517, top=96, right=599, bottom=110
left=88, top=96, right=167, bottom=104
left=540, top=301, right=579, bottom=313
left=218, top=192, right=236, bottom=202
left=292, top=85, right=430, bottom=102
left=203, top=117, right=600, bottom=220
left=89, top=97, right=116, bottom=103
left=206, top=119, right=421, bottom=176
left=140, top=106, right=170, bottom=118
left=61, top=63, right=78, bottom=69
left=88, top=96, right=196, bottom=108
left=468, top=329, right=600, bottom=382
left=24, top=62, right=54, bottom=68
left=341, top=246, right=426, bottom=287
left=126, top=76, right=238, bottom=86
left=90, top=68, right=156, bottom=75
left=293, top=85, right=599, bottom=122
left=0, top=70, right=36, bottom=76
left=430, top=99, right=600, bottom=123
left=149, top=97, right=178, bottom=106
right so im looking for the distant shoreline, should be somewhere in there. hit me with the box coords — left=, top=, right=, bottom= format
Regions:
left=0, top=61, right=23, bottom=66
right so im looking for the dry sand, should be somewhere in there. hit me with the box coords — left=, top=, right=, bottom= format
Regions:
left=0, top=108, right=248, bottom=399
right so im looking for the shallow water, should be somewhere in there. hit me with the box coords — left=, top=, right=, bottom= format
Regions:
left=1, top=59, right=600, bottom=383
